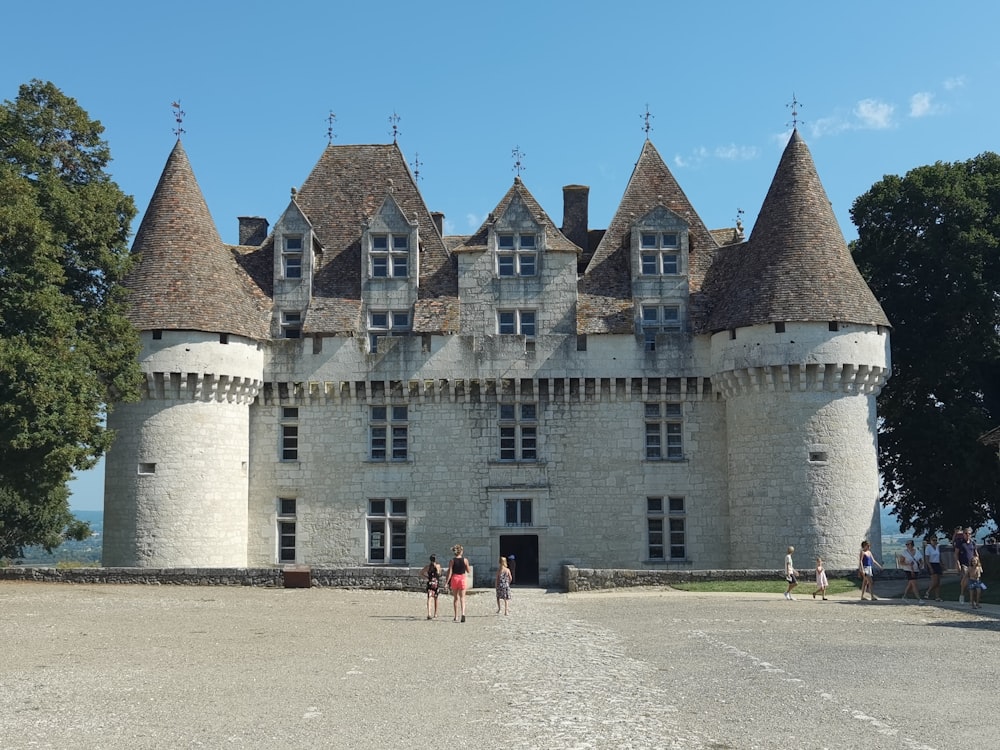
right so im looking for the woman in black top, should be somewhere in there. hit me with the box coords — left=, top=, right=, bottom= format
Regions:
left=420, top=554, right=442, bottom=620
left=447, top=544, right=470, bottom=622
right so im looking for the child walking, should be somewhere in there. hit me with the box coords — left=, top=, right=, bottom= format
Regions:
left=859, top=540, right=883, bottom=601
left=495, top=556, right=512, bottom=615
left=968, top=554, right=985, bottom=609
left=783, top=546, right=798, bottom=600
left=812, top=557, right=829, bottom=600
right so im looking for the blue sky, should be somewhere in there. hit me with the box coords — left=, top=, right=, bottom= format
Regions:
left=3, top=1, right=998, bottom=512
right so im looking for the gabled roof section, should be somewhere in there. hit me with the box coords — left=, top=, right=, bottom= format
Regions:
left=294, top=143, right=456, bottom=333
left=453, top=177, right=581, bottom=256
left=702, top=130, right=890, bottom=333
left=579, top=139, right=720, bottom=334
left=126, top=140, right=270, bottom=339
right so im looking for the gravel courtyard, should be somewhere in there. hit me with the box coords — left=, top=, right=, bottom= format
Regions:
left=2, top=582, right=995, bottom=749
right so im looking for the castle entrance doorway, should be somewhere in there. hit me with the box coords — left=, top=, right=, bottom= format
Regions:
left=499, top=534, right=538, bottom=586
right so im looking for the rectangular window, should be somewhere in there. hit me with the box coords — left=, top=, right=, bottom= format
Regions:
left=498, top=309, right=536, bottom=337
left=668, top=496, right=686, bottom=559
left=504, top=498, right=533, bottom=526
left=647, top=496, right=664, bottom=559
left=283, top=236, right=303, bottom=279
left=645, top=402, right=682, bottom=460
left=639, top=232, right=679, bottom=276
left=499, top=403, right=537, bottom=462
left=277, top=498, right=296, bottom=563
left=367, top=498, right=407, bottom=563
left=371, top=234, right=409, bottom=278
left=496, top=232, right=538, bottom=277
left=641, top=305, right=680, bottom=350
left=370, top=405, right=408, bottom=461
left=281, top=311, right=302, bottom=339
left=368, top=309, right=411, bottom=353
left=280, top=407, right=299, bottom=461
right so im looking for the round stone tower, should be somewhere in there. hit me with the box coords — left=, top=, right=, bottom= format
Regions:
left=103, top=141, right=268, bottom=567
left=706, top=130, right=891, bottom=570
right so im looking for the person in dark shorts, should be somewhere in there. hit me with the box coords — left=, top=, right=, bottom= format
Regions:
left=898, top=540, right=923, bottom=602
left=420, top=554, right=442, bottom=620
left=922, top=535, right=943, bottom=601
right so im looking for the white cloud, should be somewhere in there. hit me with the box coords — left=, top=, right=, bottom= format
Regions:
left=807, top=117, right=851, bottom=139
left=714, top=143, right=759, bottom=160
left=465, top=213, right=481, bottom=231
left=853, top=98, right=895, bottom=129
left=944, top=76, right=966, bottom=90
left=909, top=91, right=936, bottom=118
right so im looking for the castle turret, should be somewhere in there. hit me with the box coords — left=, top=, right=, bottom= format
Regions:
left=706, top=129, right=891, bottom=570
left=103, top=140, right=268, bottom=568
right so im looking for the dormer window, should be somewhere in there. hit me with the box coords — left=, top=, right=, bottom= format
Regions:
left=640, top=232, right=679, bottom=275
left=498, top=309, right=536, bottom=337
left=369, top=309, right=411, bottom=352
left=641, top=305, right=680, bottom=350
left=281, top=311, right=302, bottom=339
left=371, top=234, right=409, bottom=278
left=283, top=236, right=303, bottom=279
left=497, top=233, right=537, bottom=277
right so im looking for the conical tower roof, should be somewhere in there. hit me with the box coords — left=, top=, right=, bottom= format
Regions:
left=125, top=140, right=269, bottom=338
left=703, top=130, right=890, bottom=332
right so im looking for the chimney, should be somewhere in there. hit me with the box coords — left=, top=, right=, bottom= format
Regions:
left=431, top=211, right=445, bottom=236
left=238, top=216, right=269, bottom=246
left=561, top=185, right=589, bottom=252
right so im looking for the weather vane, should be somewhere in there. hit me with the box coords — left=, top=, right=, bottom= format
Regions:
left=327, top=111, right=337, bottom=145
left=410, top=151, right=422, bottom=183
left=389, top=111, right=401, bottom=143
left=512, top=146, right=526, bottom=178
left=641, top=104, right=654, bottom=137
left=786, top=93, right=804, bottom=129
left=171, top=100, right=186, bottom=137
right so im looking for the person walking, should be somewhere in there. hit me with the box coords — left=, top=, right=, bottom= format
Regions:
left=420, top=554, right=442, bottom=620
left=783, top=546, right=798, bottom=600
left=898, top=540, right=923, bottom=602
left=447, top=544, right=470, bottom=622
left=967, top=553, right=985, bottom=609
left=922, top=534, right=943, bottom=601
left=859, top=540, right=883, bottom=601
left=955, top=527, right=978, bottom=604
left=811, top=556, right=829, bottom=600
left=495, top=556, right=512, bottom=615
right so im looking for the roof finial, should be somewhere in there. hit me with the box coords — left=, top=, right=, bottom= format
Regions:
left=327, top=111, right=337, bottom=145
left=512, top=146, right=526, bottom=179
left=735, top=208, right=745, bottom=240
left=786, top=93, right=804, bottom=130
left=641, top=104, right=654, bottom=139
left=389, top=111, right=401, bottom=144
left=171, top=100, right=186, bottom=138
left=410, top=151, right=422, bottom=184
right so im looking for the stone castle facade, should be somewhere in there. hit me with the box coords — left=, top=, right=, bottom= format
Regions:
left=102, top=128, right=891, bottom=585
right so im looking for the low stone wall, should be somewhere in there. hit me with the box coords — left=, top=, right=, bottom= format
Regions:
left=562, top=566, right=869, bottom=592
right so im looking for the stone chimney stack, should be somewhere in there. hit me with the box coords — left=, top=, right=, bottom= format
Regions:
left=561, top=185, right=589, bottom=252
left=238, top=216, right=269, bottom=246
left=431, top=211, right=445, bottom=236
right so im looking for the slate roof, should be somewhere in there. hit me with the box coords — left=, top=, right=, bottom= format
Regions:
left=292, top=143, right=458, bottom=334
left=125, top=140, right=271, bottom=338
left=452, top=177, right=581, bottom=257
left=701, top=130, right=890, bottom=333
left=578, top=140, right=721, bottom=334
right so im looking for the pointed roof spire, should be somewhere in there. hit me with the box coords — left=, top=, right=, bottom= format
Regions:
left=702, top=131, right=889, bottom=331
left=125, top=140, right=269, bottom=338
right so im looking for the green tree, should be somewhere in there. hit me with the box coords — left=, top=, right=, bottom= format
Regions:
left=851, top=153, right=1000, bottom=535
left=0, top=80, right=140, bottom=559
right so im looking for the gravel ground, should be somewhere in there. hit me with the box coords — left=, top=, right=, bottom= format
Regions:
left=1, top=581, right=995, bottom=749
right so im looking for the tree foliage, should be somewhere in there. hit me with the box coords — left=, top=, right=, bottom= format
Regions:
left=851, top=153, right=1000, bottom=535
left=0, top=80, right=140, bottom=558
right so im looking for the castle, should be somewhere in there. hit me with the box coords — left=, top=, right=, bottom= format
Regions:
left=102, top=128, right=891, bottom=585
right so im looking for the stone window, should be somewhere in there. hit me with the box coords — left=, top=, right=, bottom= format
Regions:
left=640, top=232, right=679, bottom=275
left=496, top=232, right=537, bottom=277
left=647, top=496, right=686, bottom=560
left=641, top=305, right=680, bottom=350
left=277, top=498, right=297, bottom=563
left=281, top=311, right=302, bottom=339
left=283, top=236, right=303, bottom=279
left=498, top=309, right=536, bottom=337
left=367, top=498, right=407, bottom=563
left=505, top=498, right=533, bottom=526
left=371, top=234, right=409, bottom=278
left=645, top=402, right=682, bottom=460
left=368, top=310, right=411, bottom=353
left=280, top=407, right=299, bottom=461
left=499, top=403, right=537, bottom=462
left=370, top=405, right=408, bottom=461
